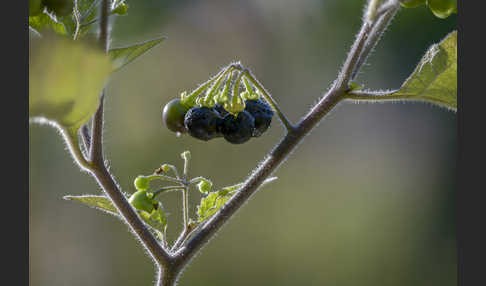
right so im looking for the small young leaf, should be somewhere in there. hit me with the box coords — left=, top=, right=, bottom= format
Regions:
left=197, top=190, right=235, bottom=223
left=108, top=36, right=167, bottom=72
left=29, top=33, right=112, bottom=131
left=196, top=177, right=278, bottom=222
left=112, top=1, right=128, bottom=15
left=392, top=30, right=457, bottom=111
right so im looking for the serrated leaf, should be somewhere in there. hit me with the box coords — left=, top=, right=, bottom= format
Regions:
left=64, top=194, right=168, bottom=233
left=29, top=12, right=67, bottom=35
left=108, top=36, right=167, bottom=72
left=197, top=190, right=235, bottom=223
left=196, top=177, right=278, bottom=222
left=392, top=30, right=457, bottom=111
left=29, top=33, right=112, bottom=131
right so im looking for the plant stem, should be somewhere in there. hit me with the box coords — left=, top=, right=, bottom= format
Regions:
left=241, top=69, right=294, bottom=132
left=345, top=89, right=414, bottom=102
left=351, top=0, right=400, bottom=80
left=172, top=0, right=400, bottom=275
left=59, top=1, right=401, bottom=285
left=90, top=163, right=173, bottom=265
left=98, top=0, right=109, bottom=51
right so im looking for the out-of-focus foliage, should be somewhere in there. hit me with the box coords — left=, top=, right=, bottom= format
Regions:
left=29, top=34, right=111, bottom=131
left=109, top=36, right=167, bottom=72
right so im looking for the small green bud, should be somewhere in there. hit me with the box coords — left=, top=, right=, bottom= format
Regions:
left=181, top=151, right=191, bottom=161
left=134, top=176, right=150, bottom=191
left=197, top=179, right=213, bottom=193
left=128, top=190, right=157, bottom=213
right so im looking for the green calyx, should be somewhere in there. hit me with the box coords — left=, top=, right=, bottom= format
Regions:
left=224, top=94, right=246, bottom=117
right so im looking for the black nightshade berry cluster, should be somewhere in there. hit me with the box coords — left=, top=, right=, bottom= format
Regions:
left=162, top=99, right=274, bottom=144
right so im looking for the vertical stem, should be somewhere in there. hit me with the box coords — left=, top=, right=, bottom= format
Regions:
left=182, top=187, right=189, bottom=229
left=98, top=0, right=109, bottom=51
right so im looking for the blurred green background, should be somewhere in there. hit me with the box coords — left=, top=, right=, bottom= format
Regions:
left=29, top=1, right=457, bottom=285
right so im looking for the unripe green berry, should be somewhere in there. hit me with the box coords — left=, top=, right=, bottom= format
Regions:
left=128, top=190, right=157, bottom=213
left=197, top=179, right=213, bottom=193
left=134, top=176, right=150, bottom=191
left=427, top=0, right=457, bottom=19
left=400, top=0, right=426, bottom=8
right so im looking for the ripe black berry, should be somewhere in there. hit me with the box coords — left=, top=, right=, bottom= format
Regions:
left=213, top=104, right=229, bottom=117
left=244, top=99, right=273, bottom=137
left=221, top=111, right=255, bottom=144
left=184, top=107, right=223, bottom=141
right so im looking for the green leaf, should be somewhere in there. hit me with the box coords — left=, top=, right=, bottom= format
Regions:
left=197, top=190, right=235, bottom=223
left=392, top=30, right=457, bottom=111
left=29, top=33, right=112, bottom=131
left=108, top=36, right=167, bottom=72
left=29, top=12, right=67, bottom=35
left=64, top=194, right=168, bottom=233
left=196, top=177, right=277, bottom=222
left=112, top=1, right=128, bottom=15
left=64, top=195, right=119, bottom=216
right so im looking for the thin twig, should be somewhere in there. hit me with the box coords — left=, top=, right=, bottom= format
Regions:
left=172, top=1, right=401, bottom=277
left=351, top=0, right=400, bottom=80
left=89, top=92, right=105, bottom=165
left=80, top=124, right=91, bottom=155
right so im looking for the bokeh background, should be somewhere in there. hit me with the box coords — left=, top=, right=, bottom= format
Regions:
left=29, top=1, right=457, bottom=285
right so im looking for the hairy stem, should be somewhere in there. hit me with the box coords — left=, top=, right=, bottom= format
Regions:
left=59, top=1, right=401, bottom=285
left=351, top=0, right=400, bottom=80
left=172, top=0, right=400, bottom=276
left=98, top=0, right=109, bottom=51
